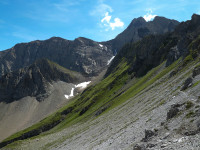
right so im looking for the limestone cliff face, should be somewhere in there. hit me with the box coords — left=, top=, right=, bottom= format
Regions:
left=0, top=37, right=113, bottom=77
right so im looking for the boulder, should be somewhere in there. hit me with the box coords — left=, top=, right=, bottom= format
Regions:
left=192, top=66, right=200, bottom=77
left=142, top=129, right=157, bottom=142
left=181, top=77, right=193, bottom=91
left=167, top=106, right=179, bottom=120
left=133, top=144, right=146, bottom=150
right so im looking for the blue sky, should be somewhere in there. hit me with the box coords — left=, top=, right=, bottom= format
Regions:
left=0, top=0, right=200, bottom=51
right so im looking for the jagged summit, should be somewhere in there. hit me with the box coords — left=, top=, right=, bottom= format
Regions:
left=128, top=17, right=146, bottom=29
left=105, top=13, right=200, bottom=78
left=103, top=15, right=179, bottom=53
left=0, top=35, right=113, bottom=77
left=47, top=36, right=68, bottom=42
left=191, top=13, right=200, bottom=22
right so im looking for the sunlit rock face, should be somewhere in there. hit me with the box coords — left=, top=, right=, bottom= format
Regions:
left=0, top=37, right=113, bottom=77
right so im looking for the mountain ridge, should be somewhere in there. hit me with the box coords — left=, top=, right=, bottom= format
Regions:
left=2, top=14, right=199, bottom=148
left=102, top=15, right=180, bottom=53
left=0, top=36, right=113, bottom=77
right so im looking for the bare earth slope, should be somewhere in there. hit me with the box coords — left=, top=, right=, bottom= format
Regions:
left=0, top=81, right=77, bottom=142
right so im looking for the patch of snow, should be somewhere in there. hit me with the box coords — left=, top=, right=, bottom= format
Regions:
left=75, top=81, right=91, bottom=89
left=65, top=88, right=75, bottom=99
left=99, top=44, right=103, bottom=48
left=64, top=95, right=70, bottom=99
left=107, top=56, right=115, bottom=65
left=105, top=46, right=108, bottom=51
left=69, top=88, right=75, bottom=97
left=65, top=81, right=91, bottom=99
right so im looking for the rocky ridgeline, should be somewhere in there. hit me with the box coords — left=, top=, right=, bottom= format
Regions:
left=103, top=16, right=179, bottom=53
left=0, top=37, right=113, bottom=77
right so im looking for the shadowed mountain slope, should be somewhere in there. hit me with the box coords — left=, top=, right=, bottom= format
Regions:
left=0, top=59, right=86, bottom=103
left=105, top=14, right=200, bottom=77
left=103, top=16, right=179, bottom=53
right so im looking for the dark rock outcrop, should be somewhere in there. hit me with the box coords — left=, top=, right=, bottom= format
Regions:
left=79, top=101, right=94, bottom=116
left=0, top=59, right=85, bottom=103
left=192, top=66, right=200, bottom=77
left=141, top=129, right=157, bottom=142
left=133, top=144, right=146, bottom=150
left=146, top=143, right=157, bottom=148
left=167, top=105, right=180, bottom=120
left=181, top=77, right=193, bottom=91
left=61, top=107, right=74, bottom=116
left=95, top=105, right=109, bottom=116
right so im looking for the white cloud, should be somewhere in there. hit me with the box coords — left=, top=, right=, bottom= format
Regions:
left=143, top=9, right=157, bottom=22
left=101, top=12, right=111, bottom=23
left=110, top=18, right=124, bottom=30
left=143, top=14, right=157, bottom=22
left=101, top=12, right=124, bottom=31
left=90, top=0, right=124, bottom=31
left=90, top=3, right=113, bottom=16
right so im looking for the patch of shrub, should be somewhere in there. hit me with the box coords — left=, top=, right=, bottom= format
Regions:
left=185, top=101, right=194, bottom=109
left=186, top=111, right=195, bottom=118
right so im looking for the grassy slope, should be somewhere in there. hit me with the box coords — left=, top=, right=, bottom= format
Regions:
left=1, top=55, right=185, bottom=148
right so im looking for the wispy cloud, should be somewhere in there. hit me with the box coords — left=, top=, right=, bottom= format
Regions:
left=90, top=3, right=113, bottom=16
left=101, top=12, right=111, bottom=23
left=101, top=12, right=124, bottom=30
left=53, top=0, right=80, bottom=12
left=91, top=0, right=124, bottom=31
left=24, top=0, right=80, bottom=23
left=143, top=9, right=157, bottom=21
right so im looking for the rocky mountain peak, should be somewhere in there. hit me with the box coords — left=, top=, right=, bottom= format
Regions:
left=0, top=36, right=113, bottom=77
left=152, top=16, right=179, bottom=26
left=190, top=14, right=200, bottom=28
left=74, top=37, right=96, bottom=46
left=47, top=36, right=68, bottom=42
left=103, top=16, right=179, bottom=53
left=128, top=17, right=146, bottom=28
